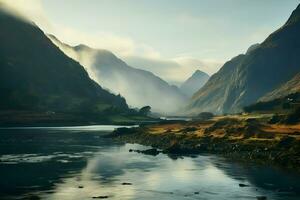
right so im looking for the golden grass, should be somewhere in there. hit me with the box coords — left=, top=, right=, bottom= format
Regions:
left=146, top=115, right=300, bottom=141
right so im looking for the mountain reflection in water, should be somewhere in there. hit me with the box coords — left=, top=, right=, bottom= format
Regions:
left=0, top=126, right=299, bottom=200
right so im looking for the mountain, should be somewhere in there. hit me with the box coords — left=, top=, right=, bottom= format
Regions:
left=0, top=8, right=131, bottom=124
left=260, top=73, right=300, bottom=102
left=49, top=35, right=187, bottom=114
left=187, top=4, right=300, bottom=115
left=180, top=70, right=210, bottom=97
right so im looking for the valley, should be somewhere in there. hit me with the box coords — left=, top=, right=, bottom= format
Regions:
left=1, top=1, right=300, bottom=200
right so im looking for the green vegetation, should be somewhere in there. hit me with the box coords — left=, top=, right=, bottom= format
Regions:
left=196, top=112, right=214, bottom=120
left=139, top=106, right=151, bottom=116
left=0, top=9, right=152, bottom=125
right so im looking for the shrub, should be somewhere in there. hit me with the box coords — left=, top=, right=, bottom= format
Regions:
left=197, top=112, right=214, bottom=120
left=139, top=106, right=151, bottom=116
left=285, top=107, right=300, bottom=124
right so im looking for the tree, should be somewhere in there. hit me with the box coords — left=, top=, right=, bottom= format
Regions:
left=139, top=106, right=151, bottom=116
left=197, top=112, right=214, bottom=120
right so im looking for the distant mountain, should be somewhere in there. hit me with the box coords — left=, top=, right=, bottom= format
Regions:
left=260, top=73, right=300, bottom=102
left=49, top=35, right=187, bottom=114
left=0, top=8, right=130, bottom=123
left=187, top=4, right=300, bottom=114
left=180, top=70, right=210, bottom=97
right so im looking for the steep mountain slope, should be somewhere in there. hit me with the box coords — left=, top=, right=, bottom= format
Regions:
left=49, top=35, right=187, bottom=114
left=188, top=4, right=300, bottom=114
left=260, top=73, right=300, bottom=102
left=0, top=9, right=129, bottom=119
left=180, top=70, right=210, bottom=97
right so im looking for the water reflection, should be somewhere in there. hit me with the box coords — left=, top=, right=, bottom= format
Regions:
left=0, top=126, right=300, bottom=200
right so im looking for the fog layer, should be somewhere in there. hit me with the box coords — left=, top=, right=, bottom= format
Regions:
left=49, top=35, right=187, bottom=114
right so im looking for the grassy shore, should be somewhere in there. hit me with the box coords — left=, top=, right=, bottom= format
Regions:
left=111, top=114, right=300, bottom=170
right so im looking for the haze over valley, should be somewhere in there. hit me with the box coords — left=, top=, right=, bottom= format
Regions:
left=1, top=1, right=300, bottom=200
left=49, top=35, right=187, bottom=114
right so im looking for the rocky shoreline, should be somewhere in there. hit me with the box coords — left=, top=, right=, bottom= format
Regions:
left=110, top=117, right=300, bottom=171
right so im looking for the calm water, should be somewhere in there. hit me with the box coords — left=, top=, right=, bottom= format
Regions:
left=0, top=126, right=300, bottom=200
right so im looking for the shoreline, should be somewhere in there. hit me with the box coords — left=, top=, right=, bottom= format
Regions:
left=0, top=110, right=160, bottom=127
left=110, top=116, right=300, bottom=171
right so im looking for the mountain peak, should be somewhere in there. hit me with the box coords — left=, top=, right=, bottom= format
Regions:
left=285, top=3, right=300, bottom=26
left=193, top=70, right=209, bottom=77
left=180, top=69, right=210, bottom=97
left=187, top=3, right=300, bottom=114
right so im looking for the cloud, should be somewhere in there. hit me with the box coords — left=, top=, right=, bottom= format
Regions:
left=52, top=25, right=161, bottom=58
left=124, top=56, right=223, bottom=84
left=0, top=0, right=52, bottom=31
left=124, top=56, right=181, bottom=81
left=172, top=56, right=223, bottom=76
left=0, top=0, right=160, bottom=59
left=0, top=0, right=223, bottom=84
left=52, top=26, right=136, bottom=57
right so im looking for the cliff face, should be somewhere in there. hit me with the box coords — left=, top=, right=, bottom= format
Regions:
left=188, top=4, right=300, bottom=114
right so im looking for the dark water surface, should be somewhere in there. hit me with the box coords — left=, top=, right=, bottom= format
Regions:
left=0, top=126, right=300, bottom=200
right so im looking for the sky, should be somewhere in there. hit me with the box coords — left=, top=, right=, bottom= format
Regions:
left=1, top=0, right=300, bottom=83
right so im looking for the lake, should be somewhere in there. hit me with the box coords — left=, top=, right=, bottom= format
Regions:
left=0, top=125, right=300, bottom=200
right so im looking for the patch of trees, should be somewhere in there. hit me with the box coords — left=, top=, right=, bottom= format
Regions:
left=139, top=106, right=151, bottom=116
left=196, top=112, right=214, bottom=120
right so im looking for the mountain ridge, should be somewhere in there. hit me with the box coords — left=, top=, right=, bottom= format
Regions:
left=187, top=4, right=300, bottom=115
left=49, top=35, right=187, bottom=114
left=0, top=8, right=133, bottom=124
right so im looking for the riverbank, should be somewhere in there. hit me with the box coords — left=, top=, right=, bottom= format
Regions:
left=0, top=110, right=159, bottom=127
left=110, top=114, right=300, bottom=170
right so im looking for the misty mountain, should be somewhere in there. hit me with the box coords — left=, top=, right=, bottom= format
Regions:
left=49, top=35, right=187, bottom=114
left=180, top=70, right=210, bottom=97
left=187, top=4, right=300, bottom=114
left=0, top=9, right=129, bottom=118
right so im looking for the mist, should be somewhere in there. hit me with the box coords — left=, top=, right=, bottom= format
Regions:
left=49, top=35, right=187, bottom=115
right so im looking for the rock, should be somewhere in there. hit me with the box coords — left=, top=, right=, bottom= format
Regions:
left=122, top=182, right=132, bottom=185
left=256, top=196, right=267, bottom=200
left=239, top=183, right=250, bottom=187
left=92, top=196, right=109, bottom=199
left=164, top=142, right=182, bottom=154
left=140, top=148, right=160, bottom=156
left=130, top=148, right=160, bottom=156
